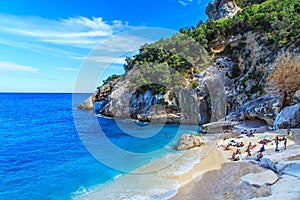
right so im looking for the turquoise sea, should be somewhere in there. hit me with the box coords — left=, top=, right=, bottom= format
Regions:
left=0, top=93, right=201, bottom=200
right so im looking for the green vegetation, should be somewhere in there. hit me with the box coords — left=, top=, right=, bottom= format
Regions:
left=123, top=33, right=211, bottom=94
left=135, top=84, right=168, bottom=96
left=181, top=0, right=299, bottom=51
left=100, top=0, right=299, bottom=95
left=235, top=0, right=267, bottom=8
left=102, top=74, right=121, bottom=85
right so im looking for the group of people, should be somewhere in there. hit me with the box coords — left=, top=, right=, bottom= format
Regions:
left=228, top=129, right=290, bottom=162
left=241, top=129, right=257, bottom=137
left=275, top=135, right=287, bottom=151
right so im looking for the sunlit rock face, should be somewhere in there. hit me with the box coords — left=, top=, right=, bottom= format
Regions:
left=206, top=0, right=242, bottom=21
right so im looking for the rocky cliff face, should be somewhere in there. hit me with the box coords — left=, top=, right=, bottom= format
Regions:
left=206, top=0, right=241, bottom=20
left=78, top=0, right=300, bottom=129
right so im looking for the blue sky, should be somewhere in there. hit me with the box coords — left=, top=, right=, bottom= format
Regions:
left=0, top=0, right=211, bottom=92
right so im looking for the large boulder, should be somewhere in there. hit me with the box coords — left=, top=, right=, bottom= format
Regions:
left=241, top=170, right=278, bottom=187
left=241, top=94, right=284, bottom=126
left=274, top=104, right=300, bottom=129
left=177, top=134, right=204, bottom=151
left=275, top=161, right=300, bottom=178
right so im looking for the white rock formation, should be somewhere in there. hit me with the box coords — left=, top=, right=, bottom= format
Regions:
left=177, top=134, right=204, bottom=151
left=241, top=169, right=278, bottom=187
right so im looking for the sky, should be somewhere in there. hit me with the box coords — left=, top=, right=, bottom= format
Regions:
left=0, top=0, right=211, bottom=92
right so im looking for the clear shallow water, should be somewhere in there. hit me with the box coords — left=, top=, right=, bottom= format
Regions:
left=0, top=93, right=200, bottom=200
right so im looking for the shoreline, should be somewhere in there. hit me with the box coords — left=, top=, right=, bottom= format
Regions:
left=75, top=134, right=220, bottom=200
left=76, top=129, right=300, bottom=200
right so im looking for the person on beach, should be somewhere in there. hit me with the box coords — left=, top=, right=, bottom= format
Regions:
left=225, top=143, right=231, bottom=151
left=236, top=148, right=241, bottom=154
left=232, top=152, right=240, bottom=161
left=259, top=144, right=265, bottom=152
left=275, top=136, right=279, bottom=151
left=247, top=149, right=252, bottom=157
left=256, top=151, right=263, bottom=161
left=246, top=130, right=253, bottom=137
left=246, top=142, right=252, bottom=151
left=283, top=136, right=287, bottom=149
left=287, top=128, right=292, bottom=137
left=246, top=142, right=252, bottom=156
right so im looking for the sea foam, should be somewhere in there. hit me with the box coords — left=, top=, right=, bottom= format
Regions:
left=74, top=141, right=209, bottom=200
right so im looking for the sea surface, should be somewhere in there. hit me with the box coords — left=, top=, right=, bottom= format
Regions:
left=0, top=93, right=203, bottom=200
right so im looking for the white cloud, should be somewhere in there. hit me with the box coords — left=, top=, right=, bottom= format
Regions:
left=56, top=67, right=78, bottom=71
left=87, top=56, right=126, bottom=64
left=0, top=61, right=39, bottom=73
left=178, top=0, right=200, bottom=6
left=95, top=34, right=153, bottom=53
left=178, top=0, right=188, bottom=6
left=0, top=37, right=84, bottom=58
left=0, top=14, right=134, bottom=50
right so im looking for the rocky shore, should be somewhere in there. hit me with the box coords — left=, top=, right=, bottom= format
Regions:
left=170, top=128, right=300, bottom=200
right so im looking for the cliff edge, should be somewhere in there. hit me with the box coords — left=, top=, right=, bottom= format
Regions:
left=78, top=0, right=300, bottom=129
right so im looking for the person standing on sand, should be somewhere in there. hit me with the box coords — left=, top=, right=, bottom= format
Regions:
left=275, top=136, right=279, bottom=151
left=259, top=144, right=265, bottom=152
left=283, top=136, right=287, bottom=149
left=246, top=142, right=252, bottom=157
left=287, top=128, right=292, bottom=137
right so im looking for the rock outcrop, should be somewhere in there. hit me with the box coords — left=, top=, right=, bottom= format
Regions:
left=177, top=134, right=204, bottom=151
left=77, top=76, right=120, bottom=110
left=274, top=104, right=300, bottom=129
left=77, top=94, right=95, bottom=110
left=241, top=170, right=278, bottom=187
left=241, top=94, right=284, bottom=126
left=78, top=0, right=300, bottom=129
left=206, top=0, right=241, bottom=20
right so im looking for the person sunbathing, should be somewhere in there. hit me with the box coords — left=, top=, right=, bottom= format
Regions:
left=232, top=153, right=240, bottom=161
left=225, top=143, right=231, bottom=151
left=235, top=148, right=241, bottom=154
left=246, top=131, right=254, bottom=137
left=258, top=139, right=271, bottom=145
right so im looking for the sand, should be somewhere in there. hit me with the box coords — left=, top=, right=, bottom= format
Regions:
left=78, top=129, right=300, bottom=200
left=170, top=129, right=300, bottom=200
left=170, top=147, right=270, bottom=200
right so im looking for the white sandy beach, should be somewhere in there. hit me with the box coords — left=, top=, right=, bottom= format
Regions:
left=77, top=128, right=300, bottom=200
left=170, top=129, right=300, bottom=200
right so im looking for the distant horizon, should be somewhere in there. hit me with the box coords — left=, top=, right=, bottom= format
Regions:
left=0, top=0, right=211, bottom=93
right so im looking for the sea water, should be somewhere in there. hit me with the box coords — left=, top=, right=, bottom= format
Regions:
left=0, top=93, right=204, bottom=200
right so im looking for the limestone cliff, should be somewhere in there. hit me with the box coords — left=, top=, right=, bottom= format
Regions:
left=206, top=0, right=242, bottom=20
left=78, top=0, right=300, bottom=129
